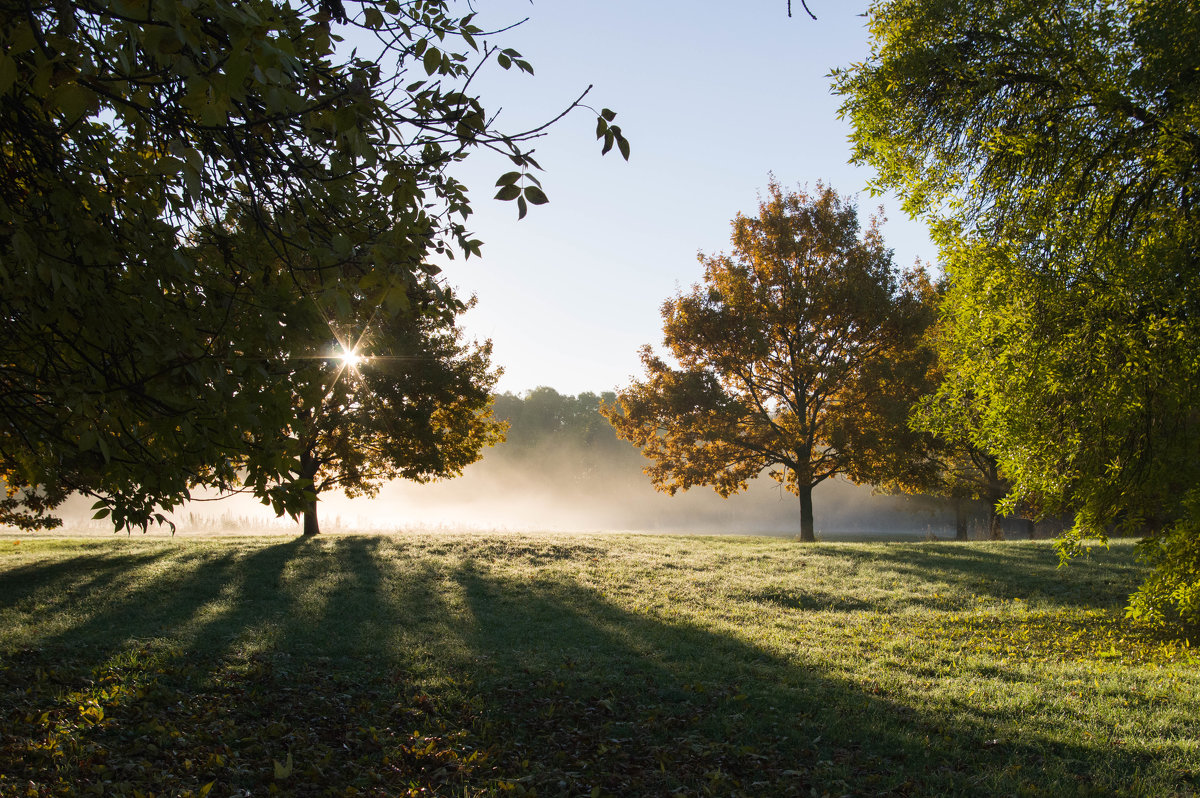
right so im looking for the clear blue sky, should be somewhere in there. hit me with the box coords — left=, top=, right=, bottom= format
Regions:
left=433, top=1, right=937, bottom=396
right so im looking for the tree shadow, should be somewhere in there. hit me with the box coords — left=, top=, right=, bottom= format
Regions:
left=443, top=553, right=1176, bottom=796
left=0, top=536, right=1187, bottom=796
left=823, top=542, right=1146, bottom=610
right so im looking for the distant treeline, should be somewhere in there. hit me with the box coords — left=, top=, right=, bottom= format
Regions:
left=486, top=388, right=643, bottom=482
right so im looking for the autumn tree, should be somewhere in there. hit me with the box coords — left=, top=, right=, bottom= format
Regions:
left=834, top=0, right=1200, bottom=621
left=0, top=0, right=626, bottom=531
left=603, top=182, right=930, bottom=541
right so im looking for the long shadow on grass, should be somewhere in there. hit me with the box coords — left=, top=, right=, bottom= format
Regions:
left=9, top=536, right=431, bottom=664
left=827, top=542, right=1146, bottom=610
left=0, top=537, right=1184, bottom=796
left=0, top=536, right=469, bottom=795
left=443, top=555, right=1173, bottom=797
left=23, top=542, right=288, bottom=658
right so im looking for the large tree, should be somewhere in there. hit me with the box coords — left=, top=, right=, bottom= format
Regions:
left=834, top=0, right=1200, bottom=620
left=603, top=182, right=930, bottom=541
left=0, top=0, right=626, bottom=531
left=278, top=288, right=502, bottom=536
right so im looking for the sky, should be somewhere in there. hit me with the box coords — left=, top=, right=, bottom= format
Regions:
left=428, top=0, right=938, bottom=396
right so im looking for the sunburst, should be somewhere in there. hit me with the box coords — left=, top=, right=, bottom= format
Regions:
left=337, top=344, right=364, bottom=370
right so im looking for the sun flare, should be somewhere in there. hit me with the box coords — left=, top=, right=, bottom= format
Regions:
left=339, top=348, right=363, bottom=369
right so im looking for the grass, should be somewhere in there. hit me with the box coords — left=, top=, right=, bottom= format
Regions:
left=0, top=533, right=1196, bottom=796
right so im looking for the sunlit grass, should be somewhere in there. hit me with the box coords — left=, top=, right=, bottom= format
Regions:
left=0, top=534, right=1196, bottom=796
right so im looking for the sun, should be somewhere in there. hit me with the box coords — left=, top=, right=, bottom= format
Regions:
left=338, top=346, right=363, bottom=369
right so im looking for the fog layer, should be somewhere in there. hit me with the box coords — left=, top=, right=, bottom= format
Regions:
left=44, top=388, right=977, bottom=538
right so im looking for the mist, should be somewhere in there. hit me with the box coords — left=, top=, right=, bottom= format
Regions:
left=40, top=388, right=977, bottom=539
left=365, top=452, right=950, bottom=539
left=46, top=461, right=951, bottom=539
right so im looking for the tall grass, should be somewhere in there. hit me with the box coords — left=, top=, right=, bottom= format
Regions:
left=0, top=534, right=1195, bottom=796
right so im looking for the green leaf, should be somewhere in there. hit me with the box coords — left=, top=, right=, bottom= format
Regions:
left=55, top=83, right=93, bottom=119
left=601, top=108, right=617, bottom=122
left=523, top=185, right=549, bottom=205
left=384, top=283, right=411, bottom=314
left=274, top=752, right=294, bottom=780
left=423, top=46, right=441, bottom=76
left=363, top=7, right=384, bottom=28
left=495, top=171, right=522, bottom=187
left=494, top=185, right=521, bottom=201
left=517, top=195, right=528, bottom=219
left=225, top=53, right=252, bottom=88
left=617, top=134, right=630, bottom=161
left=496, top=52, right=511, bottom=70
left=0, top=54, right=16, bottom=94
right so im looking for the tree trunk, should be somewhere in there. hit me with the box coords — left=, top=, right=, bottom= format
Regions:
left=798, top=484, right=816, bottom=542
left=1024, top=517, right=1036, bottom=539
left=302, top=497, right=320, bottom=536
left=954, top=501, right=969, bottom=541
left=988, top=505, right=1003, bottom=540
left=299, top=448, right=320, bottom=536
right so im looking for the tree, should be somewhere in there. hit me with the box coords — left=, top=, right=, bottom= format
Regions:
left=280, top=288, right=502, bottom=536
left=490, top=387, right=641, bottom=485
left=834, top=0, right=1200, bottom=620
left=904, top=385, right=1018, bottom=541
left=602, top=181, right=930, bottom=541
left=837, top=274, right=1021, bottom=541
left=0, top=0, right=627, bottom=531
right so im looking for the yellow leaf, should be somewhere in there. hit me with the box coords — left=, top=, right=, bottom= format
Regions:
left=273, top=751, right=293, bottom=780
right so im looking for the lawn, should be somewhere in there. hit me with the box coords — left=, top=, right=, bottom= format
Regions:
left=0, top=533, right=1195, bottom=796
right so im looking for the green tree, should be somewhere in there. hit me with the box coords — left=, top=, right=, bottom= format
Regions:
left=0, top=0, right=626, bottom=531
left=280, top=289, right=502, bottom=536
left=840, top=275, right=1021, bottom=541
left=602, top=181, right=930, bottom=541
left=834, top=0, right=1200, bottom=619
left=490, top=387, right=640, bottom=485
left=905, top=387, right=1018, bottom=541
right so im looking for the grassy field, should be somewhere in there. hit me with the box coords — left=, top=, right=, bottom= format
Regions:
left=0, top=533, right=1196, bottom=797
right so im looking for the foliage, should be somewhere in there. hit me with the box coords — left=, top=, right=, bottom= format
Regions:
left=826, top=272, right=1018, bottom=540
left=276, top=286, right=503, bottom=536
left=489, top=387, right=641, bottom=483
left=604, top=181, right=931, bottom=540
left=0, top=0, right=627, bottom=531
left=1127, top=489, right=1200, bottom=627
left=0, top=535, right=1197, bottom=796
left=877, top=284, right=1020, bottom=539
left=833, top=0, right=1200, bottom=611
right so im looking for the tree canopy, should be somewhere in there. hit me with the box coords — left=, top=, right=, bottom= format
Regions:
left=834, top=0, right=1200, bottom=620
left=279, top=288, right=502, bottom=536
left=603, top=181, right=931, bottom=541
left=0, top=0, right=627, bottom=531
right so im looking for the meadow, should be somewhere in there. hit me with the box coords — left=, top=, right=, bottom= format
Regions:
left=0, top=533, right=1196, bottom=797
